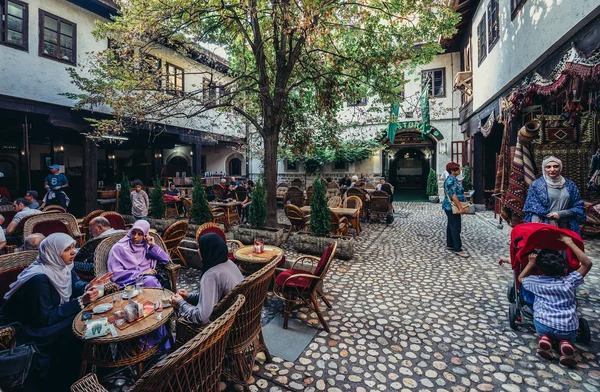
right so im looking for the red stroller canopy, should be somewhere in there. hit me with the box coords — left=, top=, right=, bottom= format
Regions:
left=509, top=223, right=583, bottom=274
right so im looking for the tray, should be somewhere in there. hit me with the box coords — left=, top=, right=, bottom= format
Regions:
left=108, top=301, right=156, bottom=331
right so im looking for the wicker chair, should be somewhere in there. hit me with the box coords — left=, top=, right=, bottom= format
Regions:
left=100, top=211, right=128, bottom=231
left=94, top=232, right=181, bottom=294
left=195, top=222, right=243, bottom=258
left=71, top=295, right=246, bottom=392
left=164, top=201, right=179, bottom=220
left=42, top=205, right=67, bottom=213
left=80, top=209, right=105, bottom=241
left=305, top=186, right=313, bottom=205
left=0, top=250, right=38, bottom=305
left=176, top=256, right=281, bottom=391
left=365, top=182, right=376, bottom=190
left=291, top=179, right=302, bottom=189
left=285, top=186, right=304, bottom=208
left=346, top=187, right=368, bottom=219
left=327, top=196, right=342, bottom=208
left=330, top=210, right=349, bottom=236
left=370, top=190, right=392, bottom=222
left=23, top=212, right=84, bottom=246
left=209, top=203, right=228, bottom=228
left=284, top=204, right=310, bottom=242
left=273, top=242, right=337, bottom=332
left=182, top=198, right=192, bottom=219
left=0, top=324, right=15, bottom=351
left=6, top=211, right=48, bottom=243
left=212, top=185, right=226, bottom=200
left=234, top=186, right=247, bottom=203
left=73, top=236, right=106, bottom=281
left=276, top=184, right=289, bottom=206
left=326, top=182, right=340, bottom=199
left=162, top=220, right=189, bottom=267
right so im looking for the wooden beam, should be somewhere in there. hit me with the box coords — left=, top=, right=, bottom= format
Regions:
left=83, top=138, right=98, bottom=214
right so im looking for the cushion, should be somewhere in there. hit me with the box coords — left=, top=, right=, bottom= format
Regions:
left=105, top=215, right=126, bottom=230
left=199, top=226, right=226, bottom=243
left=275, top=269, right=312, bottom=289
left=32, top=221, right=70, bottom=237
left=0, top=267, right=26, bottom=305
left=314, top=245, right=334, bottom=276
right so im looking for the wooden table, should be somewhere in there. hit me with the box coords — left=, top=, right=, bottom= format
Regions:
left=211, top=200, right=242, bottom=227
left=233, top=245, right=284, bottom=275
left=73, top=288, right=174, bottom=376
left=301, top=206, right=361, bottom=235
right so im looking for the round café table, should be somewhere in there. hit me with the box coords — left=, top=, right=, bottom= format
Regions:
left=72, top=288, right=174, bottom=377
left=233, top=245, right=284, bottom=275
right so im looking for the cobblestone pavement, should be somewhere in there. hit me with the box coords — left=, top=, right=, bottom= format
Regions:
left=186, top=202, right=600, bottom=392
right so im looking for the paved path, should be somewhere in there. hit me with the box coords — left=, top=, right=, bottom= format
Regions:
left=234, top=203, right=600, bottom=392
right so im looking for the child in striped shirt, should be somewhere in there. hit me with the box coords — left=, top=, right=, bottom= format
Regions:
left=519, top=235, right=592, bottom=366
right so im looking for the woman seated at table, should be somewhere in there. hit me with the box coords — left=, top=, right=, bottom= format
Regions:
left=0, top=233, right=110, bottom=391
left=171, top=233, right=243, bottom=325
left=108, top=220, right=171, bottom=289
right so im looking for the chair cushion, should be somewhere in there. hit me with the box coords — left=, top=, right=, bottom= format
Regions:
left=314, top=244, right=334, bottom=276
left=275, top=269, right=312, bottom=289
left=32, top=221, right=70, bottom=237
left=105, top=215, right=126, bottom=230
left=199, top=226, right=227, bottom=243
left=0, top=267, right=26, bottom=305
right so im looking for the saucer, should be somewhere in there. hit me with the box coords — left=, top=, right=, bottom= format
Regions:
left=92, top=303, right=113, bottom=314
left=122, top=289, right=140, bottom=299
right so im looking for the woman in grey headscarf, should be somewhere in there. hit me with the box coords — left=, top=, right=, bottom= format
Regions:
left=523, top=156, right=586, bottom=234
left=0, top=233, right=110, bottom=390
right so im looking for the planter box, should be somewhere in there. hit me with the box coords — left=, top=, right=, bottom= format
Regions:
left=233, top=225, right=284, bottom=246
left=290, top=232, right=354, bottom=260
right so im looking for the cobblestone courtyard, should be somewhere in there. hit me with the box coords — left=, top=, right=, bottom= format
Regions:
left=203, top=202, right=600, bottom=392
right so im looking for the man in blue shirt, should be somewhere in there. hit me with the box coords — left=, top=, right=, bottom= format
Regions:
left=44, top=165, right=69, bottom=208
left=24, top=190, right=40, bottom=209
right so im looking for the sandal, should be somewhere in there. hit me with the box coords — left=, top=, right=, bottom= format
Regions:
left=558, top=340, right=576, bottom=366
left=537, top=335, right=553, bottom=360
left=453, top=251, right=469, bottom=258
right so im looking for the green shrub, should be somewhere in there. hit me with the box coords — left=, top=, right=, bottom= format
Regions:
left=248, top=178, right=267, bottom=228
left=462, top=165, right=472, bottom=191
left=310, top=177, right=330, bottom=236
left=426, top=168, right=438, bottom=197
left=190, top=175, right=212, bottom=224
left=149, top=177, right=165, bottom=218
left=117, top=175, right=131, bottom=215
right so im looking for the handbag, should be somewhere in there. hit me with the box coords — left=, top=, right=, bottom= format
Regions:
left=0, top=324, right=38, bottom=390
left=451, top=201, right=471, bottom=215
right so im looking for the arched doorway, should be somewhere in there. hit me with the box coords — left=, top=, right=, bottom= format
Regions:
left=166, top=155, right=191, bottom=177
left=229, top=158, right=242, bottom=176
left=390, top=148, right=430, bottom=192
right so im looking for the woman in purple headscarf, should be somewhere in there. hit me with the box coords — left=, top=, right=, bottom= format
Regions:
left=107, top=220, right=171, bottom=289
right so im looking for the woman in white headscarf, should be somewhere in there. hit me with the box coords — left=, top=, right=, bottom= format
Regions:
left=0, top=233, right=110, bottom=390
left=523, top=156, right=586, bottom=234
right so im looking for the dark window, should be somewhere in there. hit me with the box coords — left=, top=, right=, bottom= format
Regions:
left=421, top=68, right=445, bottom=97
left=487, top=0, right=499, bottom=51
left=347, top=97, right=367, bottom=107
left=0, top=0, right=28, bottom=50
left=39, top=10, right=76, bottom=65
left=511, top=0, right=527, bottom=19
left=334, top=161, right=348, bottom=170
left=451, top=141, right=467, bottom=167
left=203, top=78, right=217, bottom=102
left=141, top=53, right=161, bottom=89
left=286, top=160, right=298, bottom=171
left=477, top=17, right=486, bottom=65
left=166, top=62, right=184, bottom=94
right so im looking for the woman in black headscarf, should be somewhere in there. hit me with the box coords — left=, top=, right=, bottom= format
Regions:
left=170, top=233, right=244, bottom=325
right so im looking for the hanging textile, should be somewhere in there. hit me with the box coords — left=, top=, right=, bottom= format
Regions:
left=501, top=141, right=536, bottom=223
left=479, top=110, right=495, bottom=137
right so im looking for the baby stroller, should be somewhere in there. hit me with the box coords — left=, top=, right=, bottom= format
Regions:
left=506, top=223, right=591, bottom=344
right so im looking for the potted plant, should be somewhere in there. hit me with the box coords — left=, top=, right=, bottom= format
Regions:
left=290, top=176, right=354, bottom=259
left=117, top=174, right=131, bottom=215
left=461, top=165, right=472, bottom=192
left=149, top=177, right=166, bottom=219
left=190, top=175, right=212, bottom=225
left=233, top=178, right=284, bottom=246
left=426, top=168, right=439, bottom=203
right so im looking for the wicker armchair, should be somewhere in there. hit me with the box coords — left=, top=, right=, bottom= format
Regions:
left=73, top=236, right=106, bottom=281
left=330, top=210, right=349, bottom=236
left=369, top=190, right=392, bottom=222
left=162, top=220, right=189, bottom=267
left=327, top=196, right=342, bottom=208
left=285, top=186, right=304, bottom=208
left=365, top=182, right=376, bottom=190
left=343, top=195, right=363, bottom=210
left=276, top=184, right=289, bottom=206
left=71, top=295, right=246, bottom=392
left=100, top=211, right=129, bottom=231
left=326, top=182, right=340, bottom=199
left=176, top=256, right=281, bottom=390
left=234, top=186, right=247, bottom=202
left=284, top=204, right=310, bottom=242
left=273, top=242, right=337, bottom=332
left=0, top=250, right=38, bottom=305
left=291, top=179, right=303, bottom=189
left=42, top=205, right=67, bottom=213
left=346, top=187, right=368, bottom=219
left=94, top=232, right=181, bottom=294
left=209, top=203, right=228, bottom=228
left=23, top=212, right=84, bottom=246
left=305, top=186, right=313, bottom=205
left=0, top=324, right=15, bottom=351
left=195, top=222, right=243, bottom=258
left=212, top=185, right=226, bottom=200
left=80, top=210, right=105, bottom=241
left=182, top=198, right=192, bottom=219
left=5, top=212, right=48, bottom=244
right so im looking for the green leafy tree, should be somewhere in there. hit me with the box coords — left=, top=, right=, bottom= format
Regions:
left=190, top=175, right=212, bottom=224
left=426, top=169, right=438, bottom=197
left=248, top=178, right=267, bottom=228
left=66, top=0, right=458, bottom=227
left=310, top=177, right=330, bottom=237
left=462, top=165, right=472, bottom=191
left=117, top=174, right=132, bottom=215
left=149, top=177, right=165, bottom=219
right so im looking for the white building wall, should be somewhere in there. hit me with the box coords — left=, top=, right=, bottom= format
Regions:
left=471, top=0, right=600, bottom=111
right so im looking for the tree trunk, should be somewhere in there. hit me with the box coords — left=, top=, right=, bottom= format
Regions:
left=263, top=131, right=280, bottom=228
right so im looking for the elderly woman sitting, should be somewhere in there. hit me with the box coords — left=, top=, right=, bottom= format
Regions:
left=0, top=233, right=111, bottom=390
left=108, top=220, right=171, bottom=289
left=171, top=233, right=243, bottom=325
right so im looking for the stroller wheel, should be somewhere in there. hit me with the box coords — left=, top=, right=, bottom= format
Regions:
left=507, top=284, right=516, bottom=304
left=577, top=317, right=591, bottom=344
left=509, top=303, right=518, bottom=330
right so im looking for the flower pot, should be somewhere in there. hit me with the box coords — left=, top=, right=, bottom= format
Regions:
left=233, top=225, right=284, bottom=246
left=290, top=232, right=354, bottom=260
left=429, top=196, right=440, bottom=203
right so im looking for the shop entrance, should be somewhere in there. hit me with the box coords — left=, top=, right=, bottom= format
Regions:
left=389, top=148, right=431, bottom=201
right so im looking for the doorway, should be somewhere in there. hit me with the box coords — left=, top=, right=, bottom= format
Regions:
left=390, top=148, right=430, bottom=201
left=229, top=158, right=242, bottom=176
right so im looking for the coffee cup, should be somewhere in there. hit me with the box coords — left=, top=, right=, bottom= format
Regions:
left=94, top=284, right=105, bottom=297
left=125, top=285, right=135, bottom=297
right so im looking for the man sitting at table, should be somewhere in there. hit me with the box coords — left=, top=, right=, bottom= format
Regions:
left=358, top=182, right=371, bottom=201
left=25, top=190, right=40, bottom=209
left=338, top=175, right=351, bottom=187
left=171, top=233, right=243, bottom=324
left=6, top=198, right=42, bottom=236
left=24, top=233, right=45, bottom=251
left=89, top=217, right=124, bottom=238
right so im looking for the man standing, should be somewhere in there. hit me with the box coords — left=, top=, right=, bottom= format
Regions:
left=44, top=165, right=69, bottom=208
left=24, top=190, right=40, bottom=209
left=5, top=198, right=42, bottom=235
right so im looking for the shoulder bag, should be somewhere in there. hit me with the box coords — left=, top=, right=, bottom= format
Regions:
left=444, top=177, right=471, bottom=215
left=0, top=323, right=39, bottom=390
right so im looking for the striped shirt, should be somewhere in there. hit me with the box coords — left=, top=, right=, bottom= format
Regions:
left=522, top=271, right=584, bottom=331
